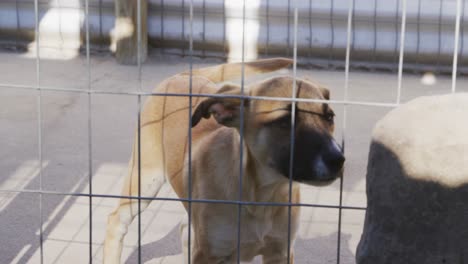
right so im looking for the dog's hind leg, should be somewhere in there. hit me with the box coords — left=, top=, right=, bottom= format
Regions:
left=104, top=135, right=166, bottom=264
left=179, top=215, right=194, bottom=264
left=104, top=201, right=145, bottom=264
left=103, top=99, right=173, bottom=264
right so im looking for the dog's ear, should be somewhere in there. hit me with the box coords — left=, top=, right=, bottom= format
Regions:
left=302, top=77, right=330, bottom=100
left=192, top=84, right=248, bottom=127
left=318, top=86, right=330, bottom=100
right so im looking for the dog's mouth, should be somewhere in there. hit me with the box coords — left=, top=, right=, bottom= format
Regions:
left=297, top=178, right=338, bottom=186
left=297, top=165, right=344, bottom=186
left=291, top=165, right=343, bottom=186
left=270, top=155, right=345, bottom=185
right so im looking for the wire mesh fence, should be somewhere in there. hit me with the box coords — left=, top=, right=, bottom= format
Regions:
left=0, top=0, right=464, bottom=263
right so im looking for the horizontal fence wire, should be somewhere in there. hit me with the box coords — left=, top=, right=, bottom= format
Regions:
left=0, top=188, right=366, bottom=211
left=0, top=83, right=399, bottom=108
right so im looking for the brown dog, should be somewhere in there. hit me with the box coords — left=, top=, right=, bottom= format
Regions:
left=103, top=58, right=344, bottom=263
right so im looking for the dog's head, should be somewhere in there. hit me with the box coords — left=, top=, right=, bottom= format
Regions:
left=192, top=76, right=344, bottom=186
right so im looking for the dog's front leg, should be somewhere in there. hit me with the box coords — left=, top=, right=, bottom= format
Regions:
left=191, top=246, right=234, bottom=264
left=262, top=245, right=294, bottom=264
left=262, top=252, right=294, bottom=264
left=179, top=215, right=196, bottom=264
left=193, top=253, right=231, bottom=264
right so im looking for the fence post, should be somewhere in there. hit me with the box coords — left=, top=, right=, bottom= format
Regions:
left=113, top=0, right=148, bottom=65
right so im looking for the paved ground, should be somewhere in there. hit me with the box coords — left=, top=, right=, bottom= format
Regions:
left=1, top=51, right=467, bottom=264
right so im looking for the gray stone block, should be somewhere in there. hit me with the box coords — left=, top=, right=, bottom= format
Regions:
left=356, top=93, right=468, bottom=264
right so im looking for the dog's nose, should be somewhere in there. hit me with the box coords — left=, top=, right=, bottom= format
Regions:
left=323, top=141, right=345, bottom=171
left=324, top=151, right=345, bottom=170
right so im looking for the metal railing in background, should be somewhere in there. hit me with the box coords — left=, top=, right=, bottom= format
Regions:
left=0, top=0, right=466, bottom=73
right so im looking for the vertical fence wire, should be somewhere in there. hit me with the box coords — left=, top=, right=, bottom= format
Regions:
left=136, top=94, right=142, bottom=264
left=187, top=1, right=194, bottom=263
left=461, top=0, right=466, bottom=61
left=15, top=0, right=20, bottom=48
left=287, top=0, right=291, bottom=57
left=84, top=0, right=93, bottom=262
left=286, top=9, right=299, bottom=264
left=396, top=0, right=407, bottom=105
left=222, top=0, right=227, bottom=56
left=265, top=0, right=270, bottom=56
left=437, top=0, right=443, bottom=70
left=393, top=0, right=400, bottom=67
left=99, top=0, right=103, bottom=50
left=416, top=0, right=422, bottom=66
left=182, top=0, right=186, bottom=57
left=236, top=0, right=247, bottom=262
left=202, top=0, right=206, bottom=58
left=329, top=0, right=336, bottom=67
left=351, top=0, right=356, bottom=52
left=337, top=0, right=354, bottom=263
left=33, top=0, right=44, bottom=263
left=452, top=0, right=462, bottom=93
left=162, top=0, right=165, bottom=53
left=308, top=0, right=313, bottom=60
left=137, top=0, right=143, bottom=262
left=372, top=0, right=378, bottom=65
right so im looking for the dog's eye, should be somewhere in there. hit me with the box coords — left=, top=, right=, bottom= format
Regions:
left=323, top=112, right=335, bottom=123
left=269, top=115, right=292, bottom=129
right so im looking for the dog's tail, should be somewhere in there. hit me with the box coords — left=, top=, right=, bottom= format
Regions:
left=179, top=58, right=293, bottom=83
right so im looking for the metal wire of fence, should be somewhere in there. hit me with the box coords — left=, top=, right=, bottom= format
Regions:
left=0, top=0, right=463, bottom=263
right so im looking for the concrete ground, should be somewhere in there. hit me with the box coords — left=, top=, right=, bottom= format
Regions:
left=1, top=51, right=467, bottom=264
